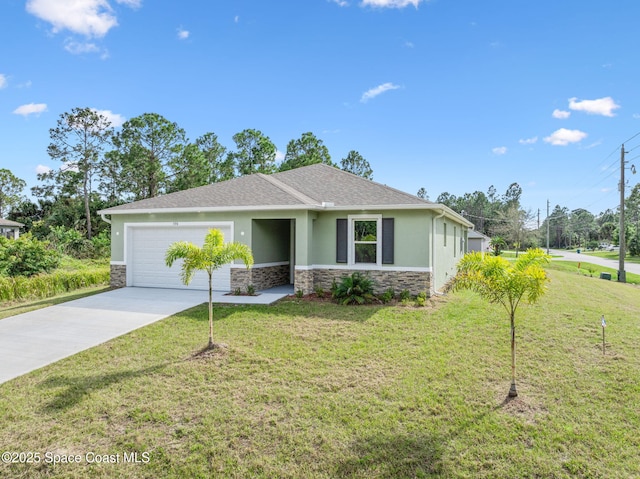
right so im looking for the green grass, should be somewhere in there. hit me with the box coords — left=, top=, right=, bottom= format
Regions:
left=1, top=269, right=639, bottom=478
left=548, top=260, right=640, bottom=285
left=0, top=285, right=112, bottom=320
left=581, top=250, right=640, bottom=264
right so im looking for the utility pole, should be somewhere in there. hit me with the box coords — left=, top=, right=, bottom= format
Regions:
left=619, top=144, right=627, bottom=283
left=546, top=199, right=550, bottom=255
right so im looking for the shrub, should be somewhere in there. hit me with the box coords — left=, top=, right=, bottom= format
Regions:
left=296, top=289, right=304, bottom=299
left=379, top=287, right=395, bottom=304
left=415, top=291, right=428, bottom=307
left=246, top=284, right=256, bottom=296
left=399, top=289, right=411, bottom=301
left=314, top=285, right=325, bottom=298
left=0, top=234, right=61, bottom=277
left=48, top=226, right=110, bottom=259
left=332, top=272, right=376, bottom=305
left=0, top=267, right=109, bottom=302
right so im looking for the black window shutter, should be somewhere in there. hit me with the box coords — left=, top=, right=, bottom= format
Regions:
left=382, top=218, right=394, bottom=264
left=336, top=219, right=348, bottom=263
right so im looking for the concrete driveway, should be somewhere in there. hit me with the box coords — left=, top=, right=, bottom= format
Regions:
left=0, top=288, right=209, bottom=385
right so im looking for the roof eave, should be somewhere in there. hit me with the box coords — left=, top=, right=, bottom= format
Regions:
left=99, top=202, right=473, bottom=227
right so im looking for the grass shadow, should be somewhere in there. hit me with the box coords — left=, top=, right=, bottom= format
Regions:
left=38, top=362, right=171, bottom=413
left=335, top=432, right=444, bottom=478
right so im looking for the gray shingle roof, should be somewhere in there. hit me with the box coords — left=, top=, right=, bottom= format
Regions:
left=0, top=219, right=23, bottom=228
left=99, top=163, right=433, bottom=213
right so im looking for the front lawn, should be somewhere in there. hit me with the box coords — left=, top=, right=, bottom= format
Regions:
left=1, top=267, right=638, bottom=478
left=579, top=249, right=640, bottom=264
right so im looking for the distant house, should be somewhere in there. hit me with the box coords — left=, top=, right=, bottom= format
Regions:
left=467, top=230, right=491, bottom=253
left=99, top=164, right=473, bottom=296
left=0, top=219, right=23, bottom=240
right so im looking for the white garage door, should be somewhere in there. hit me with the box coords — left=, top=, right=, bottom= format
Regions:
left=128, top=224, right=232, bottom=291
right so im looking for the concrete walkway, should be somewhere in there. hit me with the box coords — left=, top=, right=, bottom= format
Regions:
left=0, top=286, right=292, bottom=385
left=550, top=249, right=640, bottom=276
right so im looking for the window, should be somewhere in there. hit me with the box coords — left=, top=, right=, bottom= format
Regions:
left=336, top=216, right=394, bottom=266
left=354, top=219, right=378, bottom=264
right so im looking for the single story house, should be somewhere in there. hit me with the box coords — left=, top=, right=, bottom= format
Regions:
left=99, top=164, right=473, bottom=296
left=0, top=219, right=24, bottom=240
left=467, top=230, right=491, bottom=253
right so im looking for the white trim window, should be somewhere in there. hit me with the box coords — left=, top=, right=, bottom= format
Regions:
left=348, top=214, right=382, bottom=266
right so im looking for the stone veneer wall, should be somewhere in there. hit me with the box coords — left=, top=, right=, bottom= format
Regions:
left=294, top=269, right=314, bottom=295
left=110, top=264, right=126, bottom=288
left=231, top=264, right=290, bottom=292
left=296, top=268, right=431, bottom=297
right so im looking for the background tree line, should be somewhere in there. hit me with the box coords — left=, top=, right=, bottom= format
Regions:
left=5, top=108, right=373, bottom=240
left=420, top=182, right=640, bottom=255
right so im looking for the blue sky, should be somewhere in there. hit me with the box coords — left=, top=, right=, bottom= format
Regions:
left=2, top=0, right=640, bottom=217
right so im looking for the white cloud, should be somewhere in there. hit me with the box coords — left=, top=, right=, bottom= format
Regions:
left=331, top=0, right=349, bottom=5
left=568, top=96, right=620, bottom=117
left=64, top=39, right=101, bottom=54
left=0, top=74, right=7, bottom=89
left=404, top=41, right=414, bottom=48
left=26, top=0, right=140, bottom=38
left=93, top=109, right=126, bottom=127
left=234, top=15, right=239, bottom=23
left=543, top=128, right=587, bottom=146
left=275, top=150, right=285, bottom=162
left=35, top=164, right=51, bottom=175
left=360, top=82, right=400, bottom=103
left=552, top=109, right=570, bottom=119
left=361, top=0, right=422, bottom=7
left=13, top=103, right=48, bottom=117
left=177, top=28, right=190, bottom=40
left=519, top=137, right=538, bottom=145
left=492, top=146, right=507, bottom=155
left=633, top=113, right=640, bottom=120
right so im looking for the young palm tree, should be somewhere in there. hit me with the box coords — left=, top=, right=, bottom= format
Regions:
left=165, top=228, right=253, bottom=349
left=453, top=248, right=550, bottom=397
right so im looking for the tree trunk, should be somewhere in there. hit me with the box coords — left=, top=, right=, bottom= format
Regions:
left=508, top=311, right=518, bottom=397
left=208, top=272, right=214, bottom=349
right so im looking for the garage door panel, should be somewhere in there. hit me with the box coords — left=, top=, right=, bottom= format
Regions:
left=129, top=225, right=232, bottom=291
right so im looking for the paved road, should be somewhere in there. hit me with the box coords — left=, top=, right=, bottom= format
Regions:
left=549, top=249, right=640, bottom=276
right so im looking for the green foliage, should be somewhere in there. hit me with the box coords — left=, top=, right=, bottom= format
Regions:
left=0, top=266, right=109, bottom=302
left=227, top=129, right=277, bottom=176
left=296, top=289, right=304, bottom=298
left=489, top=236, right=507, bottom=256
left=399, top=289, right=411, bottom=301
left=47, top=226, right=110, bottom=259
left=629, top=234, right=640, bottom=257
left=279, top=132, right=332, bottom=172
left=453, top=248, right=550, bottom=396
left=246, top=284, right=255, bottom=296
left=379, top=287, right=395, bottom=303
left=0, top=168, right=26, bottom=218
left=165, top=228, right=254, bottom=348
left=332, top=272, right=376, bottom=305
left=314, top=285, right=325, bottom=298
left=340, top=150, right=373, bottom=180
left=0, top=234, right=60, bottom=277
left=415, top=291, right=428, bottom=307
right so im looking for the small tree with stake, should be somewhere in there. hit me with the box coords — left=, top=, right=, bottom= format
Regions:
left=452, top=248, right=550, bottom=397
left=165, top=228, right=253, bottom=350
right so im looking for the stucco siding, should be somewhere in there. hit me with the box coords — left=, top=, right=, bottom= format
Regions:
left=310, top=210, right=431, bottom=268
left=251, top=219, right=290, bottom=264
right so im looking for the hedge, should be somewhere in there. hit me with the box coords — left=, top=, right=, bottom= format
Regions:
left=0, top=267, right=110, bottom=303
